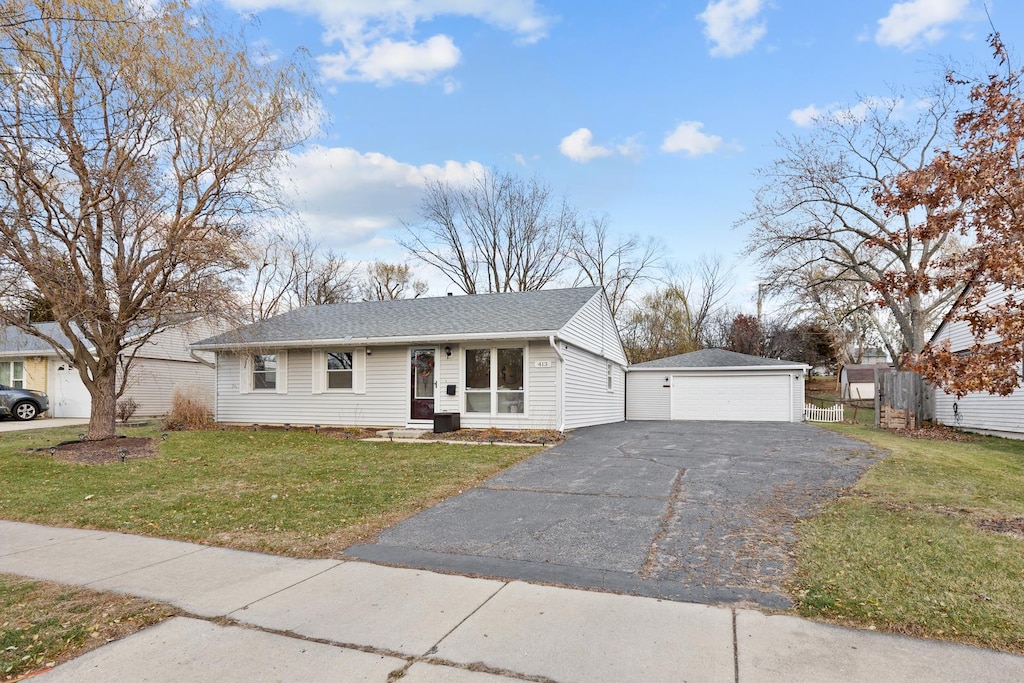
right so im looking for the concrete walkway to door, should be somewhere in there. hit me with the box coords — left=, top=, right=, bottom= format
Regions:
left=0, top=416, right=89, bottom=433
left=348, top=421, right=883, bottom=608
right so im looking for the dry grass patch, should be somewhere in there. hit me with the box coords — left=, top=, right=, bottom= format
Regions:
left=0, top=574, right=175, bottom=681
left=792, top=424, right=1024, bottom=653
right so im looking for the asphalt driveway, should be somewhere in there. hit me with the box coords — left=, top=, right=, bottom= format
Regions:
left=346, top=421, right=881, bottom=608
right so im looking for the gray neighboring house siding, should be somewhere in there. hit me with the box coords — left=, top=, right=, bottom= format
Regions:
left=194, top=287, right=627, bottom=431
left=931, top=283, right=1024, bottom=439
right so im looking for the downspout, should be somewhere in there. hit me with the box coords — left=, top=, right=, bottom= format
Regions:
left=189, top=349, right=216, bottom=369
left=549, top=335, right=566, bottom=432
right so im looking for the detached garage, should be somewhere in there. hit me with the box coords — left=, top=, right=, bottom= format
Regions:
left=627, top=349, right=808, bottom=422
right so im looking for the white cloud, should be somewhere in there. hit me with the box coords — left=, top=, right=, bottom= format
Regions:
left=789, top=104, right=824, bottom=127
left=559, top=128, right=613, bottom=163
left=697, top=0, right=767, bottom=58
left=660, top=122, right=723, bottom=157
left=282, top=146, right=485, bottom=252
left=319, top=35, right=461, bottom=84
left=222, top=0, right=553, bottom=85
left=875, top=0, right=969, bottom=50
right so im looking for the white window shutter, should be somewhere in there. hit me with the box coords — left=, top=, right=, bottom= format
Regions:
left=354, top=347, right=366, bottom=394
left=311, top=349, right=325, bottom=395
left=239, top=354, right=252, bottom=394
left=276, top=351, right=288, bottom=394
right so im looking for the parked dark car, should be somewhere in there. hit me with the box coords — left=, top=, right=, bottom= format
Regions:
left=0, top=384, right=49, bottom=421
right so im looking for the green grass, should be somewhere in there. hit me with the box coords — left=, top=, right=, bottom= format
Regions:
left=792, top=424, right=1024, bottom=653
left=0, top=424, right=541, bottom=557
left=0, top=574, right=174, bottom=680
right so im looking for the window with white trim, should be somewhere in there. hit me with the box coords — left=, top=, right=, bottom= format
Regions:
left=465, top=346, right=525, bottom=414
left=252, top=354, right=277, bottom=390
left=0, top=360, right=24, bottom=388
left=607, top=362, right=613, bottom=392
left=326, top=351, right=353, bottom=390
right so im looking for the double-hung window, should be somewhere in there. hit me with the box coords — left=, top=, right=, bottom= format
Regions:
left=326, top=351, right=353, bottom=389
left=0, top=360, right=24, bottom=388
left=252, top=354, right=277, bottom=390
left=465, top=346, right=525, bottom=414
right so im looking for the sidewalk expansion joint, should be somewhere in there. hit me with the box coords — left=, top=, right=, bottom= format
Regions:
left=227, top=559, right=347, bottom=614
left=732, top=608, right=739, bottom=683
left=81, top=543, right=211, bottom=588
left=421, top=581, right=509, bottom=657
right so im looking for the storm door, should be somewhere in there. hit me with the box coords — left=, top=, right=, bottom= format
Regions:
left=410, top=348, right=436, bottom=420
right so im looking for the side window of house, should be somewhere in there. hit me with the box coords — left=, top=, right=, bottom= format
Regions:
left=0, top=360, right=24, bottom=388
left=607, top=362, right=613, bottom=391
left=327, top=351, right=353, bottom=389
left=252, top=354, right=277, bottom=390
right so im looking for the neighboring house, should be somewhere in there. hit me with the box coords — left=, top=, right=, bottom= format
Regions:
left=191, top=287, right=627, bottom=432
left=626, top=349, right=808, bottom=422
left=0, top=320, right=218, bottom=418
left=930, top=282, right=1024, bottom=439
left=839, top=363, right=890, bottom=401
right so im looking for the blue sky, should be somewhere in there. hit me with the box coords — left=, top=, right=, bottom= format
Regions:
left=216, top=0, right=1020, bottom=308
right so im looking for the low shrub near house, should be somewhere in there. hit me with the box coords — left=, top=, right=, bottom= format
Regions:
left=116, top=397, right=139, bottom=423
left=162, top=387, right=212, bottom=430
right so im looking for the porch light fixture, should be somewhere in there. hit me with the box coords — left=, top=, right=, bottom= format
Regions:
left=365, top=348, right=372, bottom=356
left=444, top=345, right=452, bottom=358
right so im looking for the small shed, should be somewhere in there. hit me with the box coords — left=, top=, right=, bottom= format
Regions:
left=627, top=348, right=808, bottom=422
left=839, top=363, right=890, bottom=401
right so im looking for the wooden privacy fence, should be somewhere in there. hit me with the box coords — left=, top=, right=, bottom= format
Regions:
left=875, top=369, right=929, bottom=430
left=804, top=403, right=844, bottom=423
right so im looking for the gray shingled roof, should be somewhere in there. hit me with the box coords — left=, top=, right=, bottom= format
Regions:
left=0, top=323, right=72, bottom=355
left=194, top=287, right=603, bottom=348
left=629, top=348, right=808, bottom=369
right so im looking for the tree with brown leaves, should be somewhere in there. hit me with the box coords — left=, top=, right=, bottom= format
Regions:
left=0, top=0, right=317, bottom=439
left=879, top=34, right=1024, bottom=397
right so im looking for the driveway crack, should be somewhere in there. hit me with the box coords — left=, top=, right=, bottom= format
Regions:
left=639, top=468, right=686, bottom=579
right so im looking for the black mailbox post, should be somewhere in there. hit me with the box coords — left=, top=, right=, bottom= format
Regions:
left=433, top=412, right=461, bottom=433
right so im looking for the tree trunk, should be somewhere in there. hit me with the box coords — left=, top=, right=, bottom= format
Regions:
left=86, top=368, right=117, bottom=441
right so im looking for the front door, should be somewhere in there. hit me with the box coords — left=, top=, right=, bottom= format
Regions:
left=410, top=348, right=436, bottom=421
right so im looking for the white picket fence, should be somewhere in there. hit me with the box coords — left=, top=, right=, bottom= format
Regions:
left=804, top=403, right=844, bottom=423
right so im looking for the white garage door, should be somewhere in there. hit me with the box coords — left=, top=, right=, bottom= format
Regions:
left=52, top=362, right=92, bottom=418
left=670, top=373, right=792, bottom=422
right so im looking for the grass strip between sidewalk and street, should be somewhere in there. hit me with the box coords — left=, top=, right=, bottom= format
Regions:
left=1, top=573, right=176, bottom=681
left=791, top=423, right=1024, bottom=654
left=0, top=423, right=541, bottom=558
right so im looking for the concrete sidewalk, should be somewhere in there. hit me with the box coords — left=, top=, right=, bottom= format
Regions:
left=2, top=521, right=1021, bottom=682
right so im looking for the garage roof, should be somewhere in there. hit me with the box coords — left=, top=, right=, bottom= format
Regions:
left=630, top=348, right=808, bottom=370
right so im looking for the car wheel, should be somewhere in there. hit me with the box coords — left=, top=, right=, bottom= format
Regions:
left=13, top=401, right=38, bottom=421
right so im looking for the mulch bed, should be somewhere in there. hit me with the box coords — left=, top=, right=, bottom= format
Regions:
left=41, top=437, right=156, bottom=465
left=892, top=425, right=977, bottom=442
left=421, top=428, right=564, bottom=445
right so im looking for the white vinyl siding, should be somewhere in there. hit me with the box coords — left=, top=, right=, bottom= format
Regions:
left=931, top=284, right=1024, bottom=437
left=626, top=372, right=671, bottom=420
left=562, top=342, right=625, bottom=430
left=121, top=359, right=215, bottom=417
left=559, top=291, right=628, bottom=366
left=217, top=347, right=408, bottom=426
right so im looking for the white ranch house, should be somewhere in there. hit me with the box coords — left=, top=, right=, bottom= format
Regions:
left=191, top=287, right=627, bottom=431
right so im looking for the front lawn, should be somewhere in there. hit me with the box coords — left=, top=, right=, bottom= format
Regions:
left=792, top=424, right=1024, bottom=653
left=0, top=574, right=175, bottom=681
left=0, top=424, right=541, bottom=557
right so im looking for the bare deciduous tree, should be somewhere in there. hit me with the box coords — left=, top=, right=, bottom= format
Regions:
left=743, top=88, right=963, bottom=366
left=620, top=255, right=732, bottom=363
left=245, top=231, right=355, bottom=321
left=401, top=170, right=577, bottom=294
left=360, top=261, right=428, bottom=301
left=567, top=214, right=664, bottom=318
left=0, top=0, right=316, bottom=439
